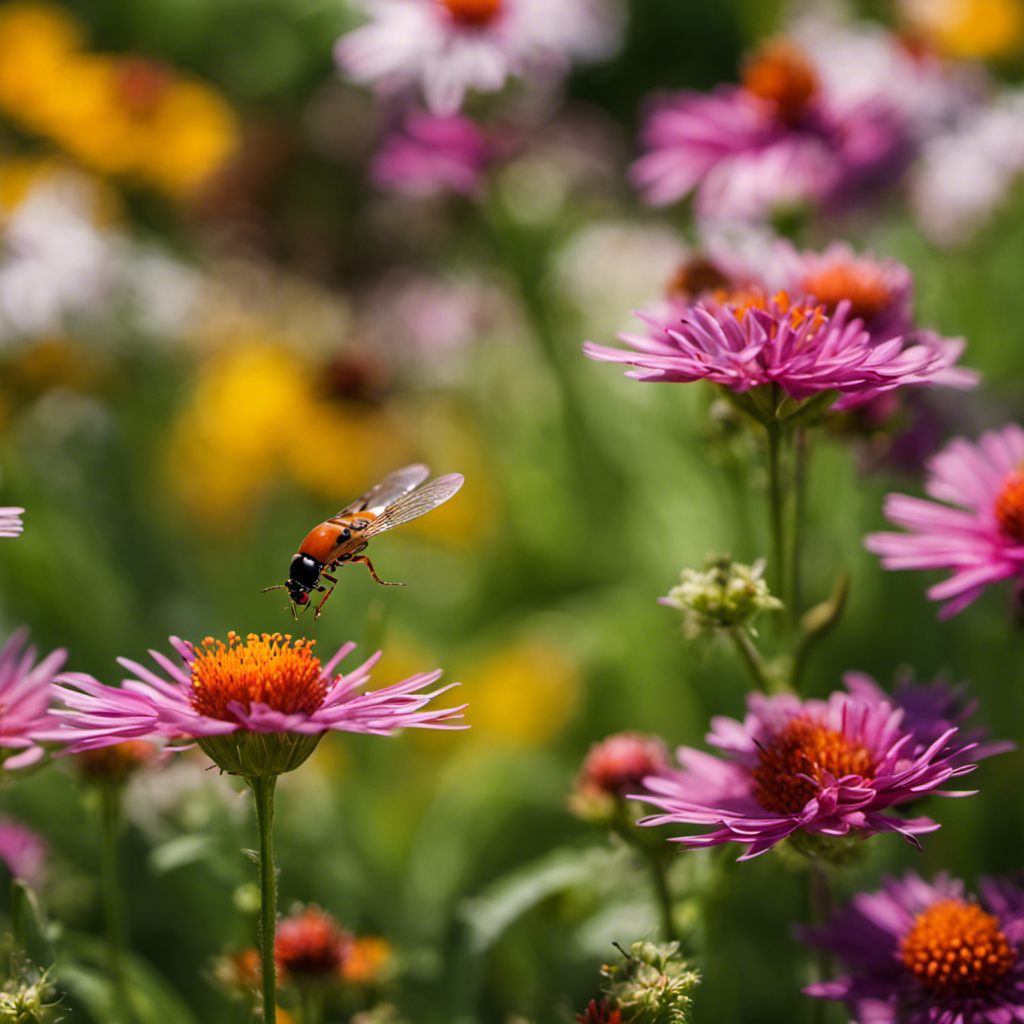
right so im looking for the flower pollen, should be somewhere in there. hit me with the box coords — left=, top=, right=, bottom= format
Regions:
left=900, top=899, right=1017, bottom=996
left=994, top=470, right=1024, bottom=543
left=189, top=632, right=326, bottom=723
left=440, top=0, right=504, bottom=28
left=752, top=717, right=873, bottom=814
left=799, top=262, right=897, bottom=324
left=741, top=40, right=819, bottom=125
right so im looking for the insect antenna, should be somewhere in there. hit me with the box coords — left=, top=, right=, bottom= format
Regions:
left=260, top=584, right=289, bottom=593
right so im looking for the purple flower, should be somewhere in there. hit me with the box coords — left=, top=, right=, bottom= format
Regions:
left=0, top=818, right=47, bottom=890
left=865, top=425, right=1024, bottom=618
left=843, top=671, right=1013, bottom=767
left=335, top=0, right=621, bottom=116
left=802, top=872, right=1024, bottom=1024
left=0, top=629, right=66, bottom=771
left=584, top=290, right=956, bottom=420
left=45, top=632, right=465, bottom=777
left=371, top=109, right=494, bottom=196
left=0, top=507, right=24, bottom=538
left=636, top=690, right=976, bottom=861
left=632, top=39, right=908, bottom=221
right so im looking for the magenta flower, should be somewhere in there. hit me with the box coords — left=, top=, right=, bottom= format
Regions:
left=865, top=425, right=1024, bottom=618
left=584, top=290, right=955, bottom=421
left=843, top=670, right=1013, bottom=768
left=636, top=690, right=976, bottom=861
left=802, top=872, right=1024, bottom=1024
left=632, top=39, right=908, bottom=220
left=372, top=110, right=494, bottom=196
left=0, top=507, right=24, bottom=537
left=46, top=632, right=465, bottom=776
left=0, top=818, right=47, bottom=890
left=0, top=629, right=66, bottom=771
left=335, top=0, right=620, bottom=116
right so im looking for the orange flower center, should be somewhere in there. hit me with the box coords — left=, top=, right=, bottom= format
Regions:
left=994, top=471, right=1024, bottom=543
left=722, top=289, right=827, bottom=336
left=75, top=740, right=157, bottom=783
left=900, top=899, right=1017, bottom=996
left=666, top=257, right=731, bottom=300
left=741, top=40, right=820, bottom=125
left=751, top=717, right=873, bottom=814
left=440, top=0, right=504, bottom=28
left=799, top=262, right=897, bottom=324
left=115, top=57, right=172, bottom=118
left=189, top=632, right=326, bottom=722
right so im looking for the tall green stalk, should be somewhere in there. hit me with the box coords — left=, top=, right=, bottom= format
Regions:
left=99, top=784, right=132, bottom=1020
left=249, top=775, right=278, bottom=1024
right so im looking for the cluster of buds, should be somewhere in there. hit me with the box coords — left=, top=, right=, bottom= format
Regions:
left=598, top=942, right=699, bottom=1024
left=660, top=557, right=781, bottom=637
left=0, top=968, right=61, bottom=1023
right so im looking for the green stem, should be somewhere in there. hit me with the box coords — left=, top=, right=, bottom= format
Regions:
left=765, top=417, right=796, bottom=636
left=8, top=876, right=25, bottom=978
left=249, top=775, right=278, bottom=1024
left=299, top=987, right=324, bottom=1024
left=728, top=627, right=772, bottom=694
left=807, top=863, right=833, bottom=1024
left=99, top=785, right=131, bottom=1019
left=610, top=807, right=677, bottom=943
left=791, top=428, right=808, bottom=622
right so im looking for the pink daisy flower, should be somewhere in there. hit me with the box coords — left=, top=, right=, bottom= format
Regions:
left=45, top=632, right=465, bottom=777
left=584, top=290, right=955, bottom=422
left=335, top=0, right=621, bottom=116
left=865, top=425, right=1024, bottom=618
left=0, top=817, right=48, bottom=890
left=0, top=629, right=66, bottom=771
left=632, top=39, right=908, bottom=220
left=371, top=109, right=494, bottom=196
left=802, top=872, right=1024, bottom=1024
left=0, top=507, right=24, bottom=537
left=636, top=689, right=976, bottom=861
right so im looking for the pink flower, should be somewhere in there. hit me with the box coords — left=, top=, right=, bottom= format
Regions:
left=0, top=507, right=24, bottom=537
left=584, top=290, right=955, bottom=421
left=632, top=39, right=909, bottom=221
left=637, top=689, right=976, bottom=861
left=372, top=110, right=494, bottom=196
left=45, top=632, right=465, bottom=777
left=865, top=425, right=1024, bottom=618
left=0, top=629, right=66, bottom=770
left=335, top=0, right=621, bottom=116
left=0, top=818, right=47, bottom=889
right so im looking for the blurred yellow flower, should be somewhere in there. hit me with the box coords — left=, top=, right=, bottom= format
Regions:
left=902, top=0, right=1024, bottom=59
left=0, top=5, right=238, bottom=197
left=463, top=639, right=581, bottom=747
left=341, top=936, right=393, bottom=985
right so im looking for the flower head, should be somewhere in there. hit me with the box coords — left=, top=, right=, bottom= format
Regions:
left=585, top=290, right=953, bottom=422
left=638, top=690, right=976, bottom=861
left=275, top=906, right=350, bottom=982
left=73, top=739, right=159, bottom=785
left=0, top=818, right=47, bottom=890
left=661, top=557, right=782, bottom=636
left=570, top=732, right=669, bottom=824
left=802, top=871, right=1024, bottom=1023
left=0, top=629, right=65, bottom=771
left=335, top=0, right=621, bottom=116
left=371, top=110, right=495, bottom=196
left=341, top=936, right=393, bottom=985
left=866, top=424, right=1024, bottom=618
left=0, top=508, right=24, bottom=538
left=632, top=37, right=908, bottom=221
left=46, top=632, right=465, bottom=777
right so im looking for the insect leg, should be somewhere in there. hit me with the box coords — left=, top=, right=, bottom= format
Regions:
left=351, top=554, right=403, bottom=586
left=314, top=585, right=337, bottom=619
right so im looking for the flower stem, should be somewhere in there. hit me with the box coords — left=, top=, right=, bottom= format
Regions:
left=8, top=876, right=25, bottom=979
left=99, top=784, right=132, bottom=1019
left=299, top=987, right=324, bottom=1024
left=728, top=627, right=772, bottom=693
left=807, top=862, right=833, bottom=1024
left=249, top=775, right=278, bottom=1024
left=766, top=417, right=798, bottom=639
left=610, top=806, right=677, bottom=943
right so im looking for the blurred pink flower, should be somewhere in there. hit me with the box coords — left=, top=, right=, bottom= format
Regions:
left=637, top=690, right=976, bottom=861
left=0, top=818, right=47, bottom=890
left=632, top=39, right=908, bottom=221
left=0, top=629, right=66, bottom=771
left=0, top=507, right=24, bottom=538
left=866, top=425, right=1024, bottom=618
left=46, top=632, right=465, bottom=776
left=336, top=0, right=621, bottom=116
left=372, top=110, right=494, bottom=196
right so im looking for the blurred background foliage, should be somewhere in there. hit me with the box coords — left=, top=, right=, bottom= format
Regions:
left=2, top=0, right=1024, bottom=1021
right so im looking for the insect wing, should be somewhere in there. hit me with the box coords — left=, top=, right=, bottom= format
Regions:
left=360, top=474, right=464, bottom=539
left=333, top=464, right=430, bottom=518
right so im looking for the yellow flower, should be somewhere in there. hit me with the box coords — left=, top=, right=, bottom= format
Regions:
left=0, top=3, right=81, bottom=122
left=902, top=0, right=1024, bottom=59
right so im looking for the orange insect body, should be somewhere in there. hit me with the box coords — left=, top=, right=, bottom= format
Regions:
left=263, top=465, right=463, bottom=619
